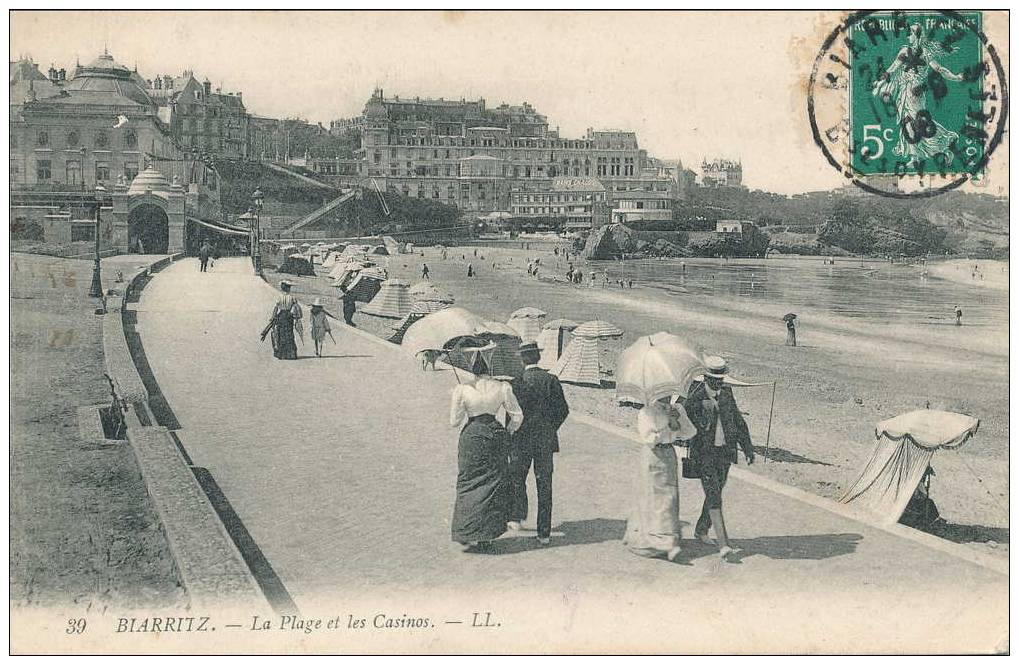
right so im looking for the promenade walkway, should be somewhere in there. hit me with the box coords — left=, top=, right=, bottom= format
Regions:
left=133, top=257, right=1007, bottom=653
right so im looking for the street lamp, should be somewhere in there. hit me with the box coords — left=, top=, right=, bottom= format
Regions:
left=251, top=187, right=264, bottom=274
left=88, top=183, right=107, bottom=303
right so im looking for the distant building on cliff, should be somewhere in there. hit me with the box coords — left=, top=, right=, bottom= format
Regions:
left=700, top=158, right=743, bottom=188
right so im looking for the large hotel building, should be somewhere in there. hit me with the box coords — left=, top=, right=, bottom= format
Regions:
left=343, top=88, right=686, bottom=229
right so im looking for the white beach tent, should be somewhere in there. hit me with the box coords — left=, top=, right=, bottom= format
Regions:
left=839, top=410, right=979, bottom=524
left=536, top=319, right=579, bottom=370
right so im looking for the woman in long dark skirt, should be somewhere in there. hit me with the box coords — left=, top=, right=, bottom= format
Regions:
left=269, top=280, right=303, bottom=359
left=449, top=343, right=523, bottom=549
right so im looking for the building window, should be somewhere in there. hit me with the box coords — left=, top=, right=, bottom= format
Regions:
left=124, top=130, right=137, bottom=149
left=95, top=162, right=110, bottom=182
left=10, top=160, right=20, bottom=181
left=447, top=185, right=455, bottom=199
left=95, top=130, right=109, bottom=149
left=37, top=130, right=49, bottom=146
left=124, top=162, right=139, bottom=181
left=66, top=160, right=82, bottom=185
left=36, top=159, right=51, bottom=182
left=67, top=130, right=80, bottom=148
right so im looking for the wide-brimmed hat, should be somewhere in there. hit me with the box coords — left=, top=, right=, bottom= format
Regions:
left=703, top=355, right=729, bottom=378
left=280, top=280, right=293, bottom=289
left=517, top=341, right=542, bottom=356
left=310, top=297, right=324, bottom=307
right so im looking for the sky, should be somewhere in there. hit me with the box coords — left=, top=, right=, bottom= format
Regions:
left=9, top=10, right=1009, bottom=196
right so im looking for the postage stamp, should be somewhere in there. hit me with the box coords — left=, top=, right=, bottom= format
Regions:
left=808, top=10, right=1008, bottom=198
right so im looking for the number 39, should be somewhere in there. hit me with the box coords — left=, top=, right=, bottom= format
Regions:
left=66, top=618, right=86, bottom=635
left=860, top=124, right=895, bottom=159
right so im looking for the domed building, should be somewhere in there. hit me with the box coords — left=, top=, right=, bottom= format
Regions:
left=9, top=50, right=219, bottom=254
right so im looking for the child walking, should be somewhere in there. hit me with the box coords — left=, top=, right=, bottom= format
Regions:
left=309, top=298, right=333, bottom=357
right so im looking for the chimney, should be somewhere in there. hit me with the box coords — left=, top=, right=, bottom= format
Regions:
left=203, top=80, right=211, bottom=96
left=58, top=68, right=66, bottom=81
left=237, top=91, right=242, bottom=98
left=48, top=64, right=57, bottom=80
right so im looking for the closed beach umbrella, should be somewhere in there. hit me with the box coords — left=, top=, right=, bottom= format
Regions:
left=330, top=261, right=365, bottom=279
left=362, top=278, right=413, bottom=318
left=573, top=320, right=624, bottom=339
left=615, top=333, right=705, bottom=405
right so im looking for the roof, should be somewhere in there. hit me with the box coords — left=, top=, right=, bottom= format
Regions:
left=43, top=51, right=154, bottom=107
left=9, top=59, right=63, bottom=105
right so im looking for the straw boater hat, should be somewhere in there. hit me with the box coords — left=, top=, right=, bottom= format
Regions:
left=703, top=355, right=729, bottom=378
left=280, top=280, right=293, bottom=290
left=311, top=298, right=324, bottom=308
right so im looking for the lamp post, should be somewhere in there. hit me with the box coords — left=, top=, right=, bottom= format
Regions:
left=88, top=183, right=107, bottom=301
left=251, top=187, right=264, bottom=274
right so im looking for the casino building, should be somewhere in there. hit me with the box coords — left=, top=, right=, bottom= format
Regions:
left=9, top=51, right=221, bottom=254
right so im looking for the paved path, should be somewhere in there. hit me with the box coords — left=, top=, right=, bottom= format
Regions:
left=134, top=258, right=1007, bottom=653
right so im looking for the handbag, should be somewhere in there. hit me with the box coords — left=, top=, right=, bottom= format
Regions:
left=681, top=453, right=701, bottom=479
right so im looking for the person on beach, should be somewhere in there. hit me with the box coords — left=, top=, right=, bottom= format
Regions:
left=450, top=342, right=524, bottom=550
left=198, top=240, right=211, bottom=272
left=467, top=263, right=475, bottom=278
left=309, top=298, right=332, bottom=357
left=422, top=263, right=430, bottom=280
left=623, top=394, right=697, bottom=562
left=263, top=280, right=303, bottom=360
left=785, top=315, right=797, bottom=346
left=954, top=305, right=962, bottom=326
left=339, top=285, right=356, bottom=326
left=684, top=356, right=755, bottom=563
left=508, top=342, right=570, bottom=546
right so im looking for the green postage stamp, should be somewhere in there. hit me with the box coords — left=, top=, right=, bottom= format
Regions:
left=849, top=12, right=983, bottom=177
left=809, top=10, right=1007, bottom=197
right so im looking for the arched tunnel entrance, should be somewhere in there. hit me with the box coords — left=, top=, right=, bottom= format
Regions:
left=128, top=203, right=169, bottom=254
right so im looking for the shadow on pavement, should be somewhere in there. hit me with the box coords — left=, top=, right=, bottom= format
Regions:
left=927, top=522, right=1008, bottom=546
left=478, top=518, right=627, bottom=555
left=757, top=445, right=833, bottom=466
left=735, top=532, right=863, bottom=560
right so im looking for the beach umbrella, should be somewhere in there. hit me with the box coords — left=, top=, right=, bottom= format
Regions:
left=510, top=307, right=547, bottom=319
left=543, top=318, right=579, bottom=331
left=573, top=320, right=624, bottom=339
left=508, top=307, right=547, bottom=343
left=362, top=278, right=412, bottom=319
left=840, top=410, right=978, bottom=524
left=329, top=261, right=365, bottom=279
left=615, top=333, right=705, bottom=405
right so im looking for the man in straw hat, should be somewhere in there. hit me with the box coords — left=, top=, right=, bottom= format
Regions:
left=508, top=341, right=570, bottom=545
left=683, top=355, right=755, bottom=563
left=262, top=280, right=303, bottom=360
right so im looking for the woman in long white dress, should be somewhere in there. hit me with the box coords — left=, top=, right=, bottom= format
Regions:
left=623, top=395, right=697, bottom=561
left=449, top=342, right=524, bottom=549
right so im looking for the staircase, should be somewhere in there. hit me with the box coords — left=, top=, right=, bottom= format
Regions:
left=282, top=189, right=359, bottom=235
left=261, top=161, right=341, bottom=191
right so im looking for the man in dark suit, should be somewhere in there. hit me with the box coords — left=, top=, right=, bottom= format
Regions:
left=509, top=341, right=570, bottom=545
left=683, top=355, right=754, bottom=563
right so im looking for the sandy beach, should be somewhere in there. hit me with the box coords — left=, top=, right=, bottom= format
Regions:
left=267, top=244, right=1009, bottom=560
left=927, top=258, right=1009, bottom=292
